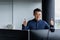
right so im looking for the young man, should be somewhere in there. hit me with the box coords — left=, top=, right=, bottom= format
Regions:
left=22, top=8, right=54, bottom=30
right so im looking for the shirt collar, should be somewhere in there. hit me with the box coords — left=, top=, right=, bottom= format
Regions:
left=33, top=18, right=42, bottom=22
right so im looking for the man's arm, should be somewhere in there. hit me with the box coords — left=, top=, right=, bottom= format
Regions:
left=44, top=22, right=50, bottom=29
left=22, top=21, right=30, bottom=30
left=22, top=24, right=29, bottom=30
left=44, top=20, right=55, bottom=32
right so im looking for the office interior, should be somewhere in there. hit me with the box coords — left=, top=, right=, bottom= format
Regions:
left=0, top=0, right=60, bottom=40
left=0, top=0, right=42, bottom=30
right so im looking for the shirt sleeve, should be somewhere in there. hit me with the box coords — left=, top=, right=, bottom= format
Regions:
left=44, top=21, right=50, bottom=29
left=44, top=21, right=55, bottom=32
left=22, top=21, right=30, bottom=30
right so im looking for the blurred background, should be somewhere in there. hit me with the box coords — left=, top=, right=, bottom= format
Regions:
left=0, top=0, right=42, bottom=30
left=0, top=0, right=60, bottom=30
left=55, top=0, right=60, bottom=29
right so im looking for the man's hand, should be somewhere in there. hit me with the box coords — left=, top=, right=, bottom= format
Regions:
left=50, top=18, right=55, bottom=32
left=50, top=18, right=54, bottom=26
left=23, top=18, right=27, bottom=27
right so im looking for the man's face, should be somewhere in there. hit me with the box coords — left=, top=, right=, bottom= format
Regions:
left=34, top=11, right=42, bottom=21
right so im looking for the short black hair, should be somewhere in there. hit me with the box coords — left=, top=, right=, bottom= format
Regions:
left=33, top=8, right=42, bottom=14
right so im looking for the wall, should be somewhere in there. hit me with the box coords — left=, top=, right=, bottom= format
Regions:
left=0, top=0, right=12, bottom=29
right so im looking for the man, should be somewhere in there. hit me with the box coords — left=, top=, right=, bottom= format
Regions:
left=22, top=8, right=54, bottom=30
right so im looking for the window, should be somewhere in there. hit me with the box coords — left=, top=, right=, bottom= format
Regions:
left=55, top=0, right=60, bottom=29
